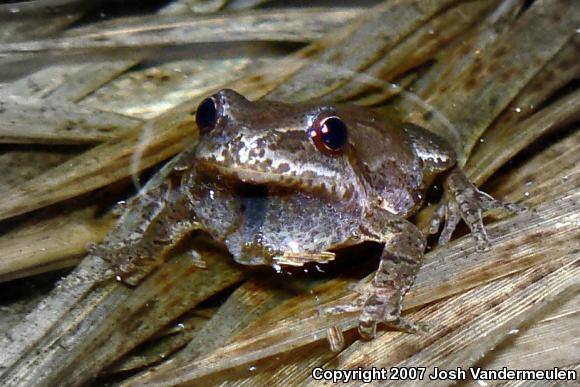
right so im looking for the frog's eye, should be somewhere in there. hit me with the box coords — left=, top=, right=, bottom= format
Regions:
left=310, top=115, right=348, bottom=155
left=196, top=97, right=219, bottom=133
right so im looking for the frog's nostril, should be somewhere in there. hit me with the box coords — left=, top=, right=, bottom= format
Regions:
left=196, top=97, right=218, bottom=133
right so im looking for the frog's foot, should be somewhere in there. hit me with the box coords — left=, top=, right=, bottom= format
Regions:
left=357, top=288, right=426, bottom=339
left=429, top=166, right=526, bottom=252
left=322, top=286, right=426, bottom=340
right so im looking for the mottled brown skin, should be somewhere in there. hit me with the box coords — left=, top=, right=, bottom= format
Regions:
left=94, top=89, right=522, bottom=340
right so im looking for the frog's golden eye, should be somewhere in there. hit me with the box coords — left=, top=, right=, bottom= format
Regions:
left=196, top=97, right=219, bottom=134
left=309, top=115, right=348, bottom=155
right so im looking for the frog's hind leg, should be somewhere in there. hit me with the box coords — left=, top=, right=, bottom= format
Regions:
left=357, top=219, right=427, bottom=339
left=429, top=166, right=525, bottom=251
left=323, top=217, right=427, bottom=340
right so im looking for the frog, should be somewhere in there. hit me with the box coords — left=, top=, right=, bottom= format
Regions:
left=92, top=89, right=523, bottom=341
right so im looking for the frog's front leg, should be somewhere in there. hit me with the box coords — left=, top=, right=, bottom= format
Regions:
left=325, top=214, right=427, bottom=340
left=92, top=181, right=201, bottom=285
left=91, top=159, right=202, bottom=285
left=429, top=166, right=525, bottom=251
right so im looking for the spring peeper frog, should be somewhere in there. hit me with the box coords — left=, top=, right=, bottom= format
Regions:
left=94, top=89, right=522, bottom=340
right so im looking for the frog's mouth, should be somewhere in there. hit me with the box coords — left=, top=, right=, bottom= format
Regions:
left=232, top=179, right=270, bottom=197
left=197, top=160, right=308, bottom=194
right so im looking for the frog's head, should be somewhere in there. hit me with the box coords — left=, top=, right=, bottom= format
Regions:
left=192, top=89, right=367, bottom=204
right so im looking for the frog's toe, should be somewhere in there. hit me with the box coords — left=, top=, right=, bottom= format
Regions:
left=358, top=289, right=406, bottom=340
left=458, top=188, right=525, bottom=251
left=428, top=201, right=446, bottom=235
left=437, top=166, right=528, bottom=250
left=321, top=296, right=365, bottom=316
left=454, top=192, right=493, bottom=251
left=470, top=214, right=492, bottom=252
left=359, top=315, right=378, bottom=340
left=358, top=293, right=385, bottom=339
left=358, top=292, right=423, bottom=340
left=359, top=317, right=421, bottom=340
left=477, top=190, right=527, bottom=214
left=438, top=200, right=460, bottom=246
left=346, top=280, right=367, bottom=294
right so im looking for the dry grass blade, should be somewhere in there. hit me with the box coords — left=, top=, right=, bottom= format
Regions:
left=125, top=276, right=335, bottom=384
left=175, top=278, right=306, bottom=359
left=0, top=64, right=85, bottom=98
left=0, top=149, right=75, bottom=188
left=403, top=0, right=579, bottom=162
left=222, top=0, right=275, bottom=11
left=409, top=0, right=524, bottom=99
left=0, top=59, right=141, bottom=102
left=48, top=59, right=145, bottom=103
left=107, top=310, right=214, bottom=374
left=159, top=0, right=275, bottom=14
left=0, top=8, right=362, bottom=53
left=0, top=105, right=197, bottom=221
left=0, top=1, right=88, bottom=43
left=0, top=97, right=142, bottom=144
left=478, top=291, right=580, bottom=380
left=322, top=0, right=502, bottom=104
left=82, top=56, right=285, bottom=120
left=477, top=35, right=580, bottom=141
left=267, top=0, right=460, bottom=101
left=0, top=207, right=113, bottom=283
left=0, top=241, right=245, bottom=386
left=486, top=129, right=580, bottom=206
left=331, top=256, right=579, bottom=387
left=0, top=56, right=146, bottom=279
left=465, top=89, right=580, bottom=185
